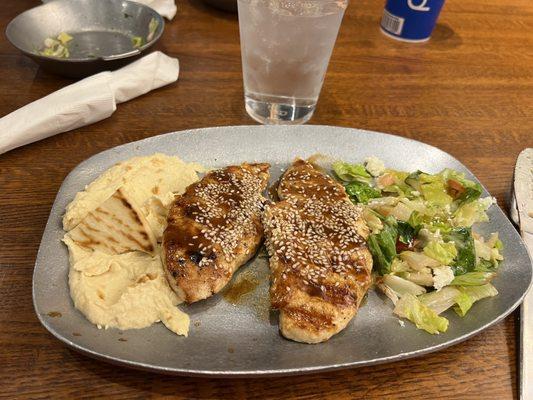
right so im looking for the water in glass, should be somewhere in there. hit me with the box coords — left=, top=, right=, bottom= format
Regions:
left=238, top=0, right=348, bottom=124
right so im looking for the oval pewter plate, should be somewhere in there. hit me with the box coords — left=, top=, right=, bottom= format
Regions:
left=33, top=125, right=532, bottom=377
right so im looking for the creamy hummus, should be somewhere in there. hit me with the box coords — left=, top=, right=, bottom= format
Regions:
left=66, top=237, right=189, bottom=335
left=63, top=153, right=204, bottom=336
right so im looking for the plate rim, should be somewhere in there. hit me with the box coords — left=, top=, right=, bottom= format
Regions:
left=32, top=125, right=533, bottom=377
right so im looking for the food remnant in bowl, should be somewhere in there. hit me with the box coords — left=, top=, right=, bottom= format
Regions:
left=47, top=311, right=62, bottom=318
left=132, top=36, right=144, bottom=48
left=63, top=154, right=205, bottom=336
left=147, top=17, right=159, bottom=42
left=39, top=32, right=72, bottom=58
left=131, top=17, right=159, bottom=49
left=332, top=158, right=504, bottom=334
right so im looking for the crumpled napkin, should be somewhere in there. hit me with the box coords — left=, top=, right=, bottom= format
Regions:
left=0, top=51, right=179, bottom=156
left=134, top=0, right=177, bottom=20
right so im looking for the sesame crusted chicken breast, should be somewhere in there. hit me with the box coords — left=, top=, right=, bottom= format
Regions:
left=163, top=163, right=270, bottom=303
left=263, top=159, right=372, bottom=344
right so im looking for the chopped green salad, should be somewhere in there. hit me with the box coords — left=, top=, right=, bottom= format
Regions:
left=333, top=157, right=503, bottom=334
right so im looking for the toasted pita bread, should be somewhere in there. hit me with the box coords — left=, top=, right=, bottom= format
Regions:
left=66, top=188, right=157, bottom=255
left=63, top=154, right=203, bottom=233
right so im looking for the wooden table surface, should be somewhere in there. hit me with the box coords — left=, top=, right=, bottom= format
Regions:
left=1, top=0, right=532, bottom=398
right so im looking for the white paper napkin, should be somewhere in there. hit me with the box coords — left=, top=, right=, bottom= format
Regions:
left=134, top=0, right=177, bottom=20
left=0, top=51, right=179, bottom=156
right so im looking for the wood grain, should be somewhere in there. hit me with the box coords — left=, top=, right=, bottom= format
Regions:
left=1, top=0, right=532, bottom=398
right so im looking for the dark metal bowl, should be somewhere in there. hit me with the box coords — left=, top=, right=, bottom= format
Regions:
left=6, top=0, right=165, bottom=78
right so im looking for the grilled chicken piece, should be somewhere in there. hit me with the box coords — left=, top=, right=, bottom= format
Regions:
left=263, top=159, right=372, bottom=344
left=163, top=163, right=270, bottom=303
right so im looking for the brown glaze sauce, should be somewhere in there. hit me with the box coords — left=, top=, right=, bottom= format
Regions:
left=268, top=181, right=279, bottom=201
left=47, top=311, right=62, bottom=318
left=223, top=276, right=259, bottom=305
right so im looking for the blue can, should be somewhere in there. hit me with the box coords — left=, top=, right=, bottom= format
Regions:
left=381, top=0, right=446, bottom=42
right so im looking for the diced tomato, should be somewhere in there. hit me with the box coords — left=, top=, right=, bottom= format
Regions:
left=377, top=173, right=395, bottom=188
left=447, top=179, right=465, bottom=199
left=396, top=238, right=414, bottom=252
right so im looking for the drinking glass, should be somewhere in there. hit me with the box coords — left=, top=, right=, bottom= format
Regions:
left=237, top=0, right=349, bottom=125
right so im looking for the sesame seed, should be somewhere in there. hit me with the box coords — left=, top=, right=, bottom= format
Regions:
left=262, top=160, right=370, bottom=307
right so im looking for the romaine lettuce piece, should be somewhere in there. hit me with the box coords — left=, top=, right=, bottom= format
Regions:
left=417, top=227, right=444, bottom=247
left=368, top=233, right=395, bottom=275
left=376, top=282, right=399, bottom=305
left=390, top=258, right=410, bottom=273
left=408, top=210, right=425, bottom=229
left=402, top=271, right=434, bottom=286
left=425, top=220, right=454, bottom=234
left=491, top=247, right=504, bottom=263
left=383, top=274, right=426, bottom=296
left=476, top=232, right=503, bottom=270
left=453, top=284, right=498, bottom=316
left=474, top=259, right=498, bottom=272
left=332, top=161, right=371, bottom=183
left=367, top=217, right=398, bottom=274
left=400, top=251, right=441, bottom=270
left=474, top=237, right=492, bottom=260
left=405, top=170, right=424, bottom=191
left=452, top=197, right=494, bottom=227
left=450, top=272, right=496, bottom=286
left=362, top=207, right=383, bottom=233
left=445, top=227, right=475, bottom=275
left=457, top=186, right=482, bottom=206
left=474, top=233, right=503, bottom=271
left=420, top=180, right=454, bottom=206
left=419, top=286, right=461, bottom=314
left=423, top=241, right=457, bottom=265
left=394, top=293, right=449, bottom=334
left=345, top=181, right=381, bottom=204
left=389, top=202, right=413, bottom=222
left=405, top=170, right=454, bottom=206
left=453, top=292, right=473, bottom=317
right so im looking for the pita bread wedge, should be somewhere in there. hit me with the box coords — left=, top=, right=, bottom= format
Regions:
left=63, top=154, right=203, bottom=233
left=67, top=188, right=157, bottom=255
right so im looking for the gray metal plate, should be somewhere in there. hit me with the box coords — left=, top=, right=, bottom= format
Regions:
left=33, top=125, right=532, bottom=377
